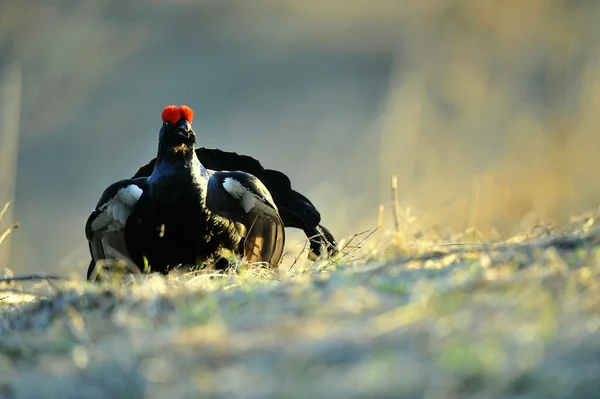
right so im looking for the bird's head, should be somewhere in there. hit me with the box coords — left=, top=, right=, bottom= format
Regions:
left=159, top=105, right=196, bottom=157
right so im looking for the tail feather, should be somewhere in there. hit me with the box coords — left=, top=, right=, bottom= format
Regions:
left=277, top=189, right=321, bottom=230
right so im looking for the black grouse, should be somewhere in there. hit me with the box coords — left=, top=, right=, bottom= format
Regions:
left=131, top=141, right=338, bottom=261
left=85, top=105, right=286, bottom=281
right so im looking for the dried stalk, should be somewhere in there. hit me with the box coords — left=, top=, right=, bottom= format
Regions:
left=378, top=204, right=385, bottom=228
left=391, top=175, right=401, bottom=233
left=0, top=222, right=18, bottom=246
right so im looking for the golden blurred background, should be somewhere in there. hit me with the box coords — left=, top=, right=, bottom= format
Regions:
left=0, top=0, right=598, bottom=275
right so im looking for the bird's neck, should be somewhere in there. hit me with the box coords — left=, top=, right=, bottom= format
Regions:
left=151, top=143, right=203, bottom=184
left=155, top=141, right=196, bottom=165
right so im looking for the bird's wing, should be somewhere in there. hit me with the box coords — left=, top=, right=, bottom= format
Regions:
left=85, top=178, right=148, bottom=281
left=131, top=146, right=337, bottom=258
left=206, top=171, right=285, bottom=268
left=133, top=146, right=291, bottom=192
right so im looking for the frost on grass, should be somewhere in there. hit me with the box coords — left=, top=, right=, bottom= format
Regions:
left=2, top=211, right=600, bottom=398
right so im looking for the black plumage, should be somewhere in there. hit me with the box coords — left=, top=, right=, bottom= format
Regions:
left=132, top=147, right=338, bottom=260
left=85, top=105, right=289, bottom=281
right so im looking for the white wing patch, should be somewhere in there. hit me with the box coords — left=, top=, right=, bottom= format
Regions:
left=90, top=185, right=143, bottom=232
left=223, top=178, right=256, bottom=213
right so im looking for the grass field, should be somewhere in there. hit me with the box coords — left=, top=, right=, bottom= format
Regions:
left=1, top=206, right=600, bottom=399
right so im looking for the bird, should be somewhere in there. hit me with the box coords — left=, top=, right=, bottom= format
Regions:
left=131, top=140, right=338, bottom=261
left=85, top=105, right=286, bottom=281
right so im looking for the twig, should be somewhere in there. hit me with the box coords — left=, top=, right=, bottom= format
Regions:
left=0, top=223, right=18, bottom=246
left=286, top=239, right=309, bottom=275
left=341, top=230, right=370, bottom=249
left=378, top=204, right=385, bottom=228
left=342, top=226, right=381, bottom=259
left=281, top=235, right=313, bottom=259
left=0, top=202, right=10, bottom=224
left=0, top=273, right=69, bottom=283
left=322, top=227, right=381, bottom=270
left=419, top=242, right=488, bottom=247
left=330, top=230, right=370, bottom=261
left=391, top=176, right=401, bottom=233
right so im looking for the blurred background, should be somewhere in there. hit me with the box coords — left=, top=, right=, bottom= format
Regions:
left=0, top=0, right=598, bottom=276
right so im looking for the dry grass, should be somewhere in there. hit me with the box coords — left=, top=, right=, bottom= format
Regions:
left=1, top=208, right=600, bottom=398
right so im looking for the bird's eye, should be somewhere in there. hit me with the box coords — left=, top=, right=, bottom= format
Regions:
left=164, top=121, right=172, bottom=127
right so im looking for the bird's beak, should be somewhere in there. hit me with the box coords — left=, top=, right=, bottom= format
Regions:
left=176, top=121, right=193, bottom=138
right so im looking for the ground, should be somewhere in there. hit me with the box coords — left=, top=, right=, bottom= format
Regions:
left=1, top=209, right=600, bottom=399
